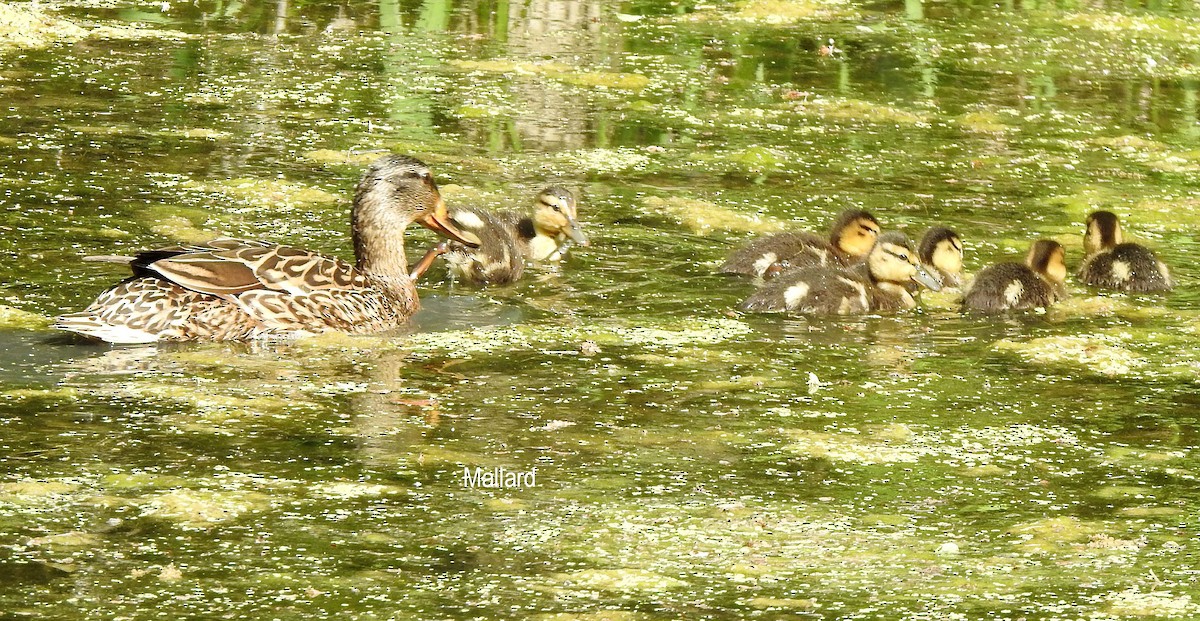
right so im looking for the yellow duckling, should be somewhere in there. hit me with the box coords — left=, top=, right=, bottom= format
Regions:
left=1077, top=210, right=1172, bottom=292
left=720, top=209, right=880, bottom=278
left=739, top=232, right=942, bottom=314
left=54, top=155, right=479, bottom=343
left=918, top=226, right=965, bottom=289
left=961, top=239, right=1066, bottom=313
left=411, top=186, right=588, bottom=286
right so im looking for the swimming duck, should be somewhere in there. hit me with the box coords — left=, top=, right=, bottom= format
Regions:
left=719, top=209, right=880, bottom=278
left=412, top=186, right=588, bottom=286
left=739, top=232, right=942, bottom=314
left=961, top=239, right=1066, bottom=313
left=918, top=226, right=965, bottom=289
left=1077, top=210, right=1172, bottom=292
left=53, top=155, right=480, bottom=343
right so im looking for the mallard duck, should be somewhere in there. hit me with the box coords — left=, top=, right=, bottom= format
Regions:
left=53, top=155, right=480, bottom=343
left=1078, top=210, right=1172, bottom=292
left=720, top=209, right=880, bottom=278
left=412, top=186, right=588, bottom=286
left=918, top=226, right=965, bottom=289
left=961, top=239, right=1066, bottom=313
left=739, top=232, right=942, bottom=314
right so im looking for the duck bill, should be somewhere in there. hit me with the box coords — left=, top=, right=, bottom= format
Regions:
left=912, top=264, right=944, bottom=292
left=420, top=199, right=481, bottom=248
left=566, top=219, right=590, bottom=247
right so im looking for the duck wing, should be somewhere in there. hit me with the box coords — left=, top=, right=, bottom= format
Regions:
left=143, top=238, right=367, bottom=297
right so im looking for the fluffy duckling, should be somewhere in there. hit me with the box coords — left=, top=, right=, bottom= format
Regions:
left=1077, top=210, right=1172, bottom=292
left=739, top=232, right=942, bottom=314
left=720, top=209, right=880, bottom=278
left=919, top=227, right=965, bottom=289
left=412, top=186, right=588, bottom=286
left=961, top=240, right=1067, bottom=313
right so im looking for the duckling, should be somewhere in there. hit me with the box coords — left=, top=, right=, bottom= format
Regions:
left=918, top=226, right=965, bottom=289
left=719, top=209, right=880, bottom=278
left=1077, top=210, right=1172, bottom=292
left=412, top=186, right=588, bottom=286
left=739, top=232, right=942, bottom=314
left=961, top=239, right=1067, bottom=313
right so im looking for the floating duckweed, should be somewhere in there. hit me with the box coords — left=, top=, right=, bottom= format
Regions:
left=1061, top=13, right=1200, bottom=41
left=1105, top=587, right=1200, bottom=617
left=1006, top=516, right=1099, bottom=553
left=140, top=488, right=273, bottom=529
left=3, top=387, right=78, bottom=403
left=552, top=148, right=652, bottom=176
left=144, top=205, right=221, bottom=244
left=957, top=110, right=1011, bottom=134
left=0, top=480, right=82, bottom=497
left=551, top=569, right=687, bottom=593
left=793, top=97, right=928, bottom=125
left=783, top=424, right=1081, bottom=466
left=26, top=531, right=103, bottom=548
left=310, top=482, right=403, bottom=499
left=0, top=304, right=51, bottom=330
left=302, top=149, right=388, bottom=166
left=719, top=0, right=858, bottom=23
left=746, top=597, right=817, bottom=610
left=0, top=3, right=87, bottom=49
left=643, top=196, right=785, bottom=234
left=993, top=335, right=1148, bottom=377
left=183, top=178, right=341, bottom=210
left=450, top=60, right=649, bottom=91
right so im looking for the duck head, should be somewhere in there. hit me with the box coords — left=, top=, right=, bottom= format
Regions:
left=829, top=209, right=880, bottom=258
left=532, top=185, right=588, bottom=246
left=918, top=226, right=964, bottom=288
left=1083, top=210, right=1122, bottom=257
left=869, top=232, right=942, bottom=291
left=1026, top=239, right=1067, bottom=286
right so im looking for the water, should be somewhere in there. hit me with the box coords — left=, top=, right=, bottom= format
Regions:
left=3, top=0, right=1200, bottom=618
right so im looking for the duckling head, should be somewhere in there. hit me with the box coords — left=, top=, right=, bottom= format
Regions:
left=532, top=186, right=588, bottom=246
left=829, top=209, right=880, bottom=258
left=1083, top=210, right=1122, bottom=257
left=918, top=226, right=964, bottom=287
left=1026, top=239, right=1067, bottom=285
left=869, top=232, right=942, bottom=291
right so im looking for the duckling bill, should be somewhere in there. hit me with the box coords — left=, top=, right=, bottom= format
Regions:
left=1077, top=210, right=1172, bottom=292
left=961, top=239, right=1066, bottom=313
left=54, top=155, right=479, bottom=343
left=739, top=232, right=941, bottom=314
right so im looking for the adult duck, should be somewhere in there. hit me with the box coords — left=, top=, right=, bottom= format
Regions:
left=54, top=155, right=479, bottom=343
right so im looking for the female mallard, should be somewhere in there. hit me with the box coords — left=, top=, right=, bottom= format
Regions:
left=54, top=155, right=479, bottom=343
left=961, top=239, right=1066, bottom=313
left=739, top=232, right=942, bottom=314
left=720, top=209, right=880, bottom=278
left=918, top=226, right=965, bottom=289
left=1077, top=210, right=1172, bottom=292
left=410, top=186, right=588, bottom=286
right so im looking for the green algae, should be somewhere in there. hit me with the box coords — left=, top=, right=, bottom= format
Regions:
left=550, top=568, right=687, bottom=592
left=993, top=335, right=1148, bottom=377
left=182, top=178, right=341, bottom=210
left=0, top=305, right=50, bottom=330
left=713, top=0, right=859, bottom=23
left=139, top=488, right=274, bottom=529
left=0, top=3, right=87, bottom=49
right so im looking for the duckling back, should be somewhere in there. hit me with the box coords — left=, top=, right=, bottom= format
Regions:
left=961, top=263, right=1058, bottom=312
left=720, top=232, right=839, bottom=278
left=1078, top=243, right=1172, bottom=292
left=442, top=205, right=524, bottom=285
left=739, top=264, right=871, bottom=314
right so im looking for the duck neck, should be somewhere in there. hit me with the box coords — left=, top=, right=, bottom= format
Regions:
left=353, top=199, right=413, bottom=292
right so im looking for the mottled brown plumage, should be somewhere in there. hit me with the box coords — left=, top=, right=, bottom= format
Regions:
left=720, top=209, right=880, bottom=278
left=54, top=155, right=479, bottom=343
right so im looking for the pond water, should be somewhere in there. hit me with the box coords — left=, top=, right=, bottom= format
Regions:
left=3, top=0, right=1200, bottom=618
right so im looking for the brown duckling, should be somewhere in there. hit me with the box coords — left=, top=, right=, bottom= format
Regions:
left=961, top=239, right=1067, bottom=313
left=54, top=155, right=480, bottom=343
left=739, top=232, right=942, bottom=314
left=411, top=186, right=588, bottom=286
left=1077, top=210, right=1172, bottom=292
left=719, top=209, right=880, bottom=278
left=918, top=226, right=965, bottom=289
